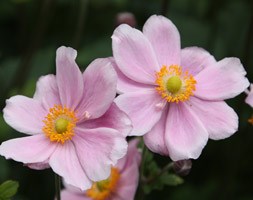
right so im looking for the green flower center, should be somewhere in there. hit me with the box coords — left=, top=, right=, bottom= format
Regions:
left=96, top=179, right=110, bottom=191
left=166, top=75, right=182, bottom=94
left=55, top=118, right=69, bottom=134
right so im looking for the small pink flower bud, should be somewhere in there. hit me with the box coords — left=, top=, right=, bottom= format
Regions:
left=172, top=159, right=192, bottom=176
left=115, top=12, right=136, bottom=27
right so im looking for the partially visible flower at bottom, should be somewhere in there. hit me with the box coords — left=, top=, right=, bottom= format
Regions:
left=60, top=139, right=141, bottom=200
left=245, top=84, right=253, bottom=124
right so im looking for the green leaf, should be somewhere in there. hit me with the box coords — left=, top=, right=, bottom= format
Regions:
left=144, top=149, right=154, bottom=163
left=143, top=173, right=184, bottom=194
left=0, top=180, right=19, bottom=199
left=142, top=171, right=165, bottom=194
left=161, top=173, right=184, bottom=186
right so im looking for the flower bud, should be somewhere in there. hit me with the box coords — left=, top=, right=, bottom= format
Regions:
left=115, top=12, right=136, bottom=27
left=172, top=159, right=192, bottom=176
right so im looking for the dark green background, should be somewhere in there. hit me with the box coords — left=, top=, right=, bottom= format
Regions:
left=0, top=0, right=252, bottom=199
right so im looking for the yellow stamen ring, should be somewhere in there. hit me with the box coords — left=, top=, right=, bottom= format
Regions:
left=155, top=65, right=196, bottom=103
left=42, top=105, right=78, bottom=144
left=86, top=168, right=120, bottom=200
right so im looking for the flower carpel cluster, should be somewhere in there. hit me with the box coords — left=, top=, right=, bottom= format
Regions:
left=155, top=65, right=196, bottom=103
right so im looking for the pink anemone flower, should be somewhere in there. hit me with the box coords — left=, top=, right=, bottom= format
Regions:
left=245, top=84, right=253, bottom=108
left=0, top=46, right=131, bottom=190
left=245, top=84, right=253, bottom=124
left=112, top=15, right=249, bottom=161
left=60, top=139, right=141, bottom=200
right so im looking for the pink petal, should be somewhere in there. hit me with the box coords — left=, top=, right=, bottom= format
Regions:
left=73, top=127, right=127, bottom=182
left=49, top=141, right=92, bottom=191
left=188, top=97, right=238, bottom=140
left=194, top=58, right=250, bottom=100
left=181, top=47, right=216, bottom=76
left=125, top=139, right=141, bottom=166
left=56, top=46, right=84, bottom=110
left=111, top=139, right=140, bottom=200
left=0, top=134, right=56, bottom=164
left=116, top=164, right=139, bottom=200
left=143, top=107, right=169, bottom=156
left=115, top=89, right=165, bottom=136
left=112, top=24, right=159, bottom=84
left=165, top=103, right=208, bottom=161
left=116, top=138, right=141, bottom=172
left=3, top=95, right=46, bottom=135
left=77, top=58, right=117, bottom=120
left=61, top=139, right=139, bottom=200
left=33, top=74, right=61, bottom=110
left=143, top=15, right=181, bottom=67
left=111, top=57, right=153, bottom=94
left=61, top=190, right=87, bottom=200
left=245, top=84, right=253, bottom=107
left=62, top=181, right=84, bottom=194
left=27, top=161, right=50, bottom=170
left=79, top=102, right=132, bottom=137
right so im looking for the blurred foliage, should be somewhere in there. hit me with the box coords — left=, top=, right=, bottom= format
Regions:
left=140, top=148, right=184, bottom=195
left=0, top=180, right=19, bottom=200
left=0, top=0, right=253, bottom=199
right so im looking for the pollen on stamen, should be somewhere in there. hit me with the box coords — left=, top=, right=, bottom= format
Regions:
left=155, top=65, right=196, bottom=103
left=42, top=105, right=78, bottom=144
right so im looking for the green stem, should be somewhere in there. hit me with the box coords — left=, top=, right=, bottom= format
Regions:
left=160, top=0, right=170, bottom=16
left=143, top=162, right=174, bottom=184
left=140, top=144, right=148, bottom=179
left=72, top=0, right=89, bottom=49
left=55, top=174, right=61, bottom=200
left=135, top=141, right=148, bottom=200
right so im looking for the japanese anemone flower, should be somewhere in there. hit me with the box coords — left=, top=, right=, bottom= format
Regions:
left=60, top=139, right=141, bottom=200
left=245, top=84, right=253, bottom=107
left=0, top=46, right=131, bottom=190
left=245, top=84, right=253, bottom=124
left=111, top=15, right=249, bottom=161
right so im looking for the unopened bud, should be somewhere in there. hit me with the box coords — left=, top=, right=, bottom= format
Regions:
left=172, top=159, right=192, bottom=176
left=115, top=12, right=136, bottom=27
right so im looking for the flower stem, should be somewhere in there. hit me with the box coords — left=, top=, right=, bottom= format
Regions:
left=55, top=173, right=61, bottom=200
left=143, top=162, right=174, bottom=184
left=160, top=0, right=170, bottom=16
left=135, top=141, right=149, bottom=200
